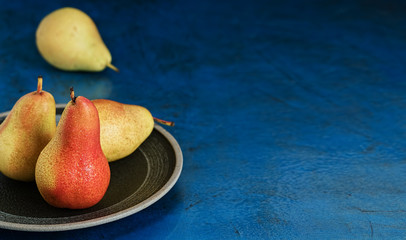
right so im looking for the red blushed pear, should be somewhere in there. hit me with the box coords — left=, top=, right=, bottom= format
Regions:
left=35, top=88, right=110, bottom=209
left=0, top=76, right=56, bottom=181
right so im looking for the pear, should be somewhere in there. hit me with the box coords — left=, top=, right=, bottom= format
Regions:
left=92, top=99, right=174, bottom=162
left=0, top=76, right=56, bottom=182
left=35, top=88, right=110, bottom=209
left=36, top=7, right=118, bottom=72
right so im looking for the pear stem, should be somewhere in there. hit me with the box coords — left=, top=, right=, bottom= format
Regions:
left=70, top=87, right=77, bottom=103
left=107, top=62, right=119, bottom=72
left=37, top=75, right=43, bottom=93
left=153, top=117, right=175, bottom=127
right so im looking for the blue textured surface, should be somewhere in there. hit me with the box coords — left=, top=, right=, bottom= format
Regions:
left=1, top=0, right=406, bottom=239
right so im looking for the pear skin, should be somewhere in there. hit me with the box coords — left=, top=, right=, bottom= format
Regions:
left=35, top=89, right=110, bottom=209
left=92, top=99, right=155, bottom=162
left=0, top=76, right=56, bottom=182
left=36, top=7, right=118, bottom=72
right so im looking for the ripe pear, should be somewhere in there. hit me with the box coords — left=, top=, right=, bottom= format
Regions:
left=36, top=7, right=118, bottom=72
left=0, top=76, right=56, bottom=182
left=92, top=99, right=174, bottom=162
left=35, top=88, right=110, bottom=209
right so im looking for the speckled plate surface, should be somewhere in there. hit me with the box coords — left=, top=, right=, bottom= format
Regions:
left=0, top=105, right=182, bottom=232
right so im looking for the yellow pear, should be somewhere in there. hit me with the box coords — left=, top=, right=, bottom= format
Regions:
left=0, top=76, right=56, bottom=181
left=36, top=7, right=118, bottom=72
left=92, top=99, right=174, bottom=162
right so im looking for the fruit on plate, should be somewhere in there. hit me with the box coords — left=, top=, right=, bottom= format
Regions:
left=92, top=99, right=174, bottom=162
left=35, top=88, right=110, bottom=209
left=0, top=76, right=56, bottom=182
left=92, top=99, right=153, bottom=162
left=36, top=7, right=118, bottom=72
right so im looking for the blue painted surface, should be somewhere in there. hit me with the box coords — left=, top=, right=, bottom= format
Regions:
left=1, top=0, right=406, bottom=239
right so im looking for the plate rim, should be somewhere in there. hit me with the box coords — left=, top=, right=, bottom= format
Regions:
left=0, top=105, right=183, bottom=232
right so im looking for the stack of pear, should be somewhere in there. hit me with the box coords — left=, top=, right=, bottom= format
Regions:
left=36, top=7, right=118, bottom=72
left=35, top=89, right=110, bottom=209
left=0, top=76, right=56, bottom=182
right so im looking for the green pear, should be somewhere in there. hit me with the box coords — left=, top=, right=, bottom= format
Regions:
left=35, top=88, right=110, bottom=209
left=93, top=99, right=173, bottom=162
left=36, top=7, right=118, bottom=72
left=0, top=76, right=56, bottom=181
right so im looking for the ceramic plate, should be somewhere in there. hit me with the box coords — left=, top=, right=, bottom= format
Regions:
left=0, top=105, right=182, bottom=231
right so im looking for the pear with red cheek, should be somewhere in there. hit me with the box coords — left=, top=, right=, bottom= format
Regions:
left=35, top=88, right=110, bottom=209
left=0, top=76, right=56, bottom=182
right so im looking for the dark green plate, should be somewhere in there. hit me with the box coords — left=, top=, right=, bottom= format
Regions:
left=0, top=105, right=182, bottom=231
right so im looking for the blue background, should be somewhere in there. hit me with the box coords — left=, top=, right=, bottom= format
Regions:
left=1, top=0, right=406, bottom=239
